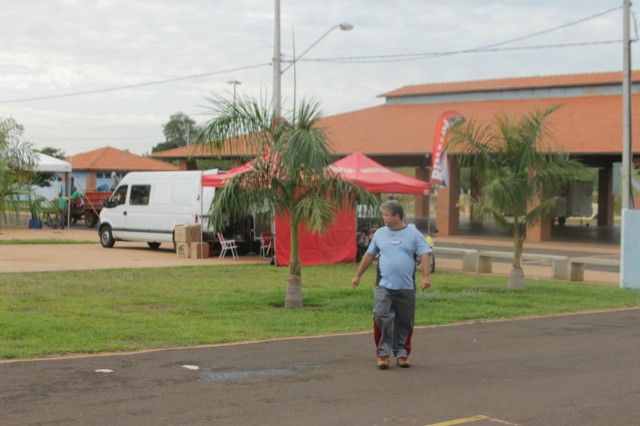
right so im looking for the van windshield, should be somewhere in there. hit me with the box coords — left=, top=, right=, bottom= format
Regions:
left=110, top=185, right=128, bottom=206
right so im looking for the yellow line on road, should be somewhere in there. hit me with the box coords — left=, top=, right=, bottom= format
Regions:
left=425, top=415, right=489, bottom=426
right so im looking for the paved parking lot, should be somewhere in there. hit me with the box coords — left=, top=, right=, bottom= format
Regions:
left=2, top=308, right=639, bottom=425
left=1, top=225, right=636, bottom=425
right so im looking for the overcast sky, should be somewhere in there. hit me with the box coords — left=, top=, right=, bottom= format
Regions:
left=0, top=0, right=636, bottom=156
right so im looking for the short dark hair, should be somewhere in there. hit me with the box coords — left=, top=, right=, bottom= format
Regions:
left=382, top=200, right=404, bottom=220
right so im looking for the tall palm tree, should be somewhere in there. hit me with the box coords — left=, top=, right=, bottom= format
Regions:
left=0, top=118, right=36, bottom=227
left=448, top=106, right=588, bottom=289
left=197, top=95, right=378, bottom=308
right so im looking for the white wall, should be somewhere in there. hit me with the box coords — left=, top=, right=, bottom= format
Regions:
left=620, top=209, right=640, bottom=289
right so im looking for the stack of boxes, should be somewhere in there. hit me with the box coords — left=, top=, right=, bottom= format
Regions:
left=174, top=224, right=210, bottom=259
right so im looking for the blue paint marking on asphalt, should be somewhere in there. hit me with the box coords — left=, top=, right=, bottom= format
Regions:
left=198, top=365, right=308, bottom=382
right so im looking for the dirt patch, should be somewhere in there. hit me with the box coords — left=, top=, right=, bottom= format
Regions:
left=0, top=226, right=267, bottom=273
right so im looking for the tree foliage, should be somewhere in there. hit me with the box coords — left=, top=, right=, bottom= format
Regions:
left=0, top=118, right=37, bottom=226
left=151, top=112, right=197, bottom=153
left=448, top=105, right=588, bottom=288
left=197, top=95, right=378, bottom=308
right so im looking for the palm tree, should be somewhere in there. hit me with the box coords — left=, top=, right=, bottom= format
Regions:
left=448, top=106, right=588, bottom=289
left=197, top=95, right=378, bottom=308
left=0, top=118, right=36, bottom=227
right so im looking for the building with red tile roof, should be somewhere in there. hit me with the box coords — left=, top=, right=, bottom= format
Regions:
left=154, top=70, right=640, bottom=165
left=152, top=70, right=640, bottom=240
left=65, top=146, right=178, bottom=192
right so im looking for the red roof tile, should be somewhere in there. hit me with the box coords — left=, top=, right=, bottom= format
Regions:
left=150, top=69, right=640, bottom=161
left=380, top=70, right=640, bottom=98
left=151, top=139, right=253, bottom=159
left=65, top=147, right=178, bottom=171
left=317, top=95, right=640, bottom=156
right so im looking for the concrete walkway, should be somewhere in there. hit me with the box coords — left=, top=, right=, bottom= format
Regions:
left=0, top=225, right=620, bottom=285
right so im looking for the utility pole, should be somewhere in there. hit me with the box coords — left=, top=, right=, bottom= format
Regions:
left=273, top=0, right=282, bottom=118
left=622, top=0, right=634, bottom=210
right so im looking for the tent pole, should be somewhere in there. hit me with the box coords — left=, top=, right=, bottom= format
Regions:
left=66, top=172, right=71, bottom=229
left=427, top=192, right=432, bottom=235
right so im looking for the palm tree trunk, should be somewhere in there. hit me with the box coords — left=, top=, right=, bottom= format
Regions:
left=509, top=220, right=526, bottom=289
left=285, top=218, right=303, bottom=308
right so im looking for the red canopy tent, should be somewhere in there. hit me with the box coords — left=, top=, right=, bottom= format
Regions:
left=276, top=153, right=431, bottom=266
left=200, top=153, right=431, bottom=266
left=328, top=152, right=431, bottom=195
left=201, top=162, right=252, bottom=188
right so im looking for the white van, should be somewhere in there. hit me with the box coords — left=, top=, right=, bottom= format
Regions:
left=98, top=171, right=217, bottom=249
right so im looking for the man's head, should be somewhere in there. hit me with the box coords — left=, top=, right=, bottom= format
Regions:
left=381, top=200, right=404, bottom=228
left=72, top=186, right=77, bottom=192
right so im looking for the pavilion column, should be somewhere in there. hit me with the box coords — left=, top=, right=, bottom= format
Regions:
left=414, top=166, right=430, bottom=218
left=178, top=159, right=197, bottom=170
left=598, top=166, right=614, bottom=226
left=526, top=185, right=552, bottom=241
left=435, top=157, right=460, bottom=235
left=526, top=215, right=552, bottom=242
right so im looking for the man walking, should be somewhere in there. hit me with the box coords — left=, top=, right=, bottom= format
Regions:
left=352, top=200, right=431, bottom=370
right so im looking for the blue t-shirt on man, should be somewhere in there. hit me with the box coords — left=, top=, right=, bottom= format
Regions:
left=367, top=225, right=431, bottom=290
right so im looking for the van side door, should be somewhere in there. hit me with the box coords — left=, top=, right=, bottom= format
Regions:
left=108, top=185, right=129, bottom=238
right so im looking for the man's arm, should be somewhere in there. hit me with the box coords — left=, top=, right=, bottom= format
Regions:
left=352, top=252, right=374, bottom=289
left=419, top=252, right=431, bottom=290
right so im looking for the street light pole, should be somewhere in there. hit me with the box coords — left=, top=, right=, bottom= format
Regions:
left=622, top=0, right=634, bottom=210
left=280, top=23, right=353, bottom=74
left=273, top=0, right=282, bottom=117
left=272, top=0, right=352, bottom=118
left=227, top=80, right=242, bottom=104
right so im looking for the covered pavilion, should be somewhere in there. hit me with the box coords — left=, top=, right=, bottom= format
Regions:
left=152, top=70, right=640, bottom=242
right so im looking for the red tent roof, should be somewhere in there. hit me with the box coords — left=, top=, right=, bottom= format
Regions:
left=329, top=152, right=431, bottom=195
left=203, top=153, right=431, bottom=195
left=202, top=163, right=252, bottom=187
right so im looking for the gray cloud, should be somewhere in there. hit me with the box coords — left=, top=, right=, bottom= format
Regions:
left=0, top=0, right=633, bottom=154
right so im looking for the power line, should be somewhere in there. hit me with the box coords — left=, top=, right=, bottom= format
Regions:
left=299, top=6, right=625, bottom=64
left=472, top=5, right=622, bottom=50
left=0, top=63, right=271, bottom=105
left=301, top=40, right=627, bottom=64
left=0, top=6, right=625, bottom=105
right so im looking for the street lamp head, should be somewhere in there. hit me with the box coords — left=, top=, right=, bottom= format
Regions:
left=339, top=22, right=354, bottom=31
left=227, top=80, right=242, bottom=85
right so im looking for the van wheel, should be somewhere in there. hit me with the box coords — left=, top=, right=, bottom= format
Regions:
left=148, top=242, right=161, bottom=249
left=100, top=226, right=115, bottom=248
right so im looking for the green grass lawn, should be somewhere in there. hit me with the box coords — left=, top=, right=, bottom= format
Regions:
left=1, top=263, right=639, bottom=360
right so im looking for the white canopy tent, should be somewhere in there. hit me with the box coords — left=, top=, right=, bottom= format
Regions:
left=33, top=153, right=72, bottom=227
left=34, top=153, right=72, bottom=173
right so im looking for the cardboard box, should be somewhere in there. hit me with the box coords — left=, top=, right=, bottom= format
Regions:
left=174, top=224, right=202, bottom=243
left=189, top=242, right=210, bottom=259
left=176, top=242, right=191, bottom=258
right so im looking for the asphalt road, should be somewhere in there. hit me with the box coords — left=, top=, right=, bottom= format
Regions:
left=2, top=308, right=639, bottom=426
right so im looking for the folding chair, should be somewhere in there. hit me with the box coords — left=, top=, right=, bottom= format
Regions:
left=259, top=231, right=273, bottom=258
left=217, top=233, right=239, bottom=260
